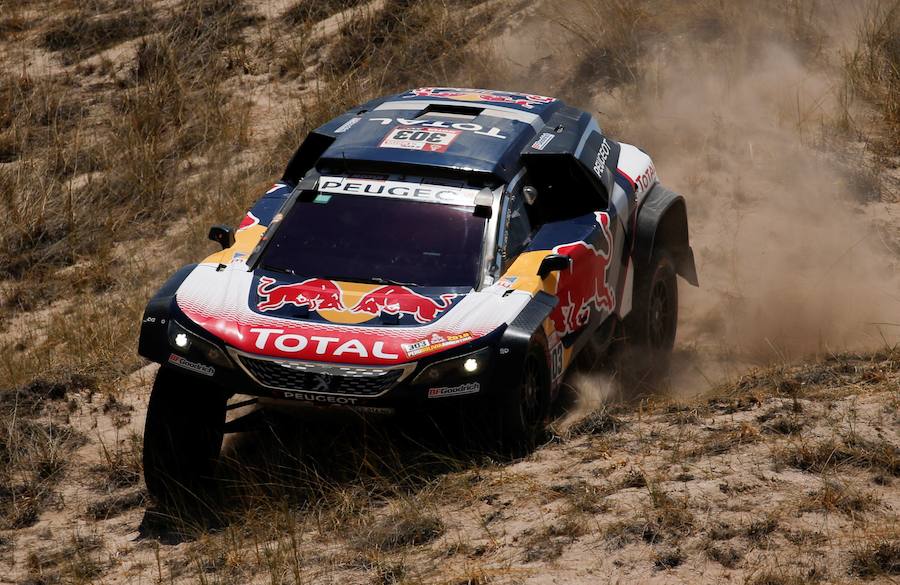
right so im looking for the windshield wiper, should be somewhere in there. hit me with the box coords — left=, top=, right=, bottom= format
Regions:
left=367, top=276, right=422, bottom=287
left=324, top=274, right=422, bottom=287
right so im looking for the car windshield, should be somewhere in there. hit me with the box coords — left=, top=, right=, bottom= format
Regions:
left=259, top=190, right=487, bottom=288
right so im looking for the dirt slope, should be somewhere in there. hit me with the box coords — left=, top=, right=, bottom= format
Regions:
left=0, top=0, right=898, bottom=584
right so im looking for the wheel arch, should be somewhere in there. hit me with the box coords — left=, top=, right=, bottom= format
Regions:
left=634, top=184, right=699, bottom=287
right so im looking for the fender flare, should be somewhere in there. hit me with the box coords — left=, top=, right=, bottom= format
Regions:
left=492, top=292, right=557, bottom=391
left=633, top=184, right=699, bottom=286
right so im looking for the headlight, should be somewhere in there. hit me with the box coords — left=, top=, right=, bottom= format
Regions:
left=167, top=320, right=233, bottom=369
left=411, top=347, right=491, bottom=385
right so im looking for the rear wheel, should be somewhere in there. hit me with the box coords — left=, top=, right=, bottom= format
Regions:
left=618, top=249, right=678, bottom=392
left=143, top=368, right=227, bottom=508
left=498, top=338, right=551, bottom=455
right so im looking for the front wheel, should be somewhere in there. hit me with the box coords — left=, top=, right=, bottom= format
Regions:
left=142, top=367, right=227, bottom=507
left=618, top=250, right=678, bottom=392
left=497, top=338, right=552, bottom=455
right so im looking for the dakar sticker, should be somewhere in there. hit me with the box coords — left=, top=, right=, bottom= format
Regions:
left=379, top=126, right=461, bottom=153
left=427, top=382, right=481, bottom=399
left=168, top=353, right=215, bottom=376
left=496, top=276, right=518, bottom=288
left=401, top=332, right=474, bottom=358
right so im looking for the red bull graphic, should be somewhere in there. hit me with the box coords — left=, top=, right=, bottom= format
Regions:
left=406, top=88, right=557, bottom=110
left=550, top=213, right=616, bottom=336
left=352, top=286, right=456, bottom=324
left=257, top=277, right=345, bottom=312
left=237, top=211, right=260, bottom=231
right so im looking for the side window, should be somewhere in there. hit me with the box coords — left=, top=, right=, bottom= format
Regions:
left=507, top=194, right=532, bottom=256
left=500, top=191, right=532, bottom=270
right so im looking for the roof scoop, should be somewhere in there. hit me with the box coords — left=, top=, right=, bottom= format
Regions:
left=419, top=103, right=484, bottom=119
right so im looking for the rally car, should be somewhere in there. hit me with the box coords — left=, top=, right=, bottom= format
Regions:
left=138, top=87, right=698, bottom=501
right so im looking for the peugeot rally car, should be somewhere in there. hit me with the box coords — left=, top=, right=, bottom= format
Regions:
left=138, top=87, right=698, bottom=500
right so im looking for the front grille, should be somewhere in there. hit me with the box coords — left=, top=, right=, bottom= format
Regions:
left=238, top=355, right=406, bottom=397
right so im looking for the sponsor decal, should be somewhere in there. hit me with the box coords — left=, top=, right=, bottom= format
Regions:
left=334, top=117, right=360, bottom=133
left=496, top=276, right=518, bottom=288
left=249, top=328, right=401, bottom=359
left=318, top=176, right=480, bottom=206
left=367, top=117, right=507, bottom=139
left=550, top=212, right=616, bottom=336
left=352, top=286, right=457, bottom=324
left=405, top=87, right=557, bottom=110
left=405, top=339, right=430, bottom=353
left=379, top=126, right=461, bottom=152
left=427, top=382, right=480, bottom=399
left=265, top=183, right=287, bottom=195
left=531, top=132, right=555, bottom=151
left=280, top=390, right=358, bottom=405
left=550, top=342, right=563, bottom=382
left=633, top=162, right=657, bottom=192
left=257, top=276, right=345, bottom=312
left=402, top=331, right=473, bottom=358
left=592, top=138, right=611, bottom=178
left=168, top=353, right=215, bottom=376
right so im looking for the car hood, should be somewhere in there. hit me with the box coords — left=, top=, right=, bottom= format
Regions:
left=175, top=262, right=533, bottom=366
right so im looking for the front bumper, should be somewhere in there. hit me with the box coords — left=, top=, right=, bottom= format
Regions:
left=145, top=314, right=502, bottom=412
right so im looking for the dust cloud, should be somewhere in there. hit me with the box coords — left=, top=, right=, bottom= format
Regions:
left=484, top=1, right=900, bottom=393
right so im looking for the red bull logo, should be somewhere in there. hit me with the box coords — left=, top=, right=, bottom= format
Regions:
left=257, top=277, right=345, bottom=313
left=407, top=88, right=557, bottom=110
left=352, top=286, right=456, bottom=324
left=550, top=213, right=616, bottom=336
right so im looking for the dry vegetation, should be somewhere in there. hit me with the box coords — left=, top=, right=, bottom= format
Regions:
left=0, top=0, right=898, bottom=583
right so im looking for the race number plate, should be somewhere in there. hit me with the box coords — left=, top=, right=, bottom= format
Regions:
left=379, top=126, right=461, bottom=152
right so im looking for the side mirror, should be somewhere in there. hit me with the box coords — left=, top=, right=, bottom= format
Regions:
left=208, top=224, right=235, bottom=250
left=474, top=188, right=494, bottom=218
left=537, top=253, right=571, bottom=278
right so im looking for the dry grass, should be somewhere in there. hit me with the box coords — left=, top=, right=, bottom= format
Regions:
left=0, top=377, right=88, bottom=529
left=846, top=0, right=900, bottom=154
left=355, top=504, right=445, bottom=552
left=25, top=533, right=106, bottom=584
left=40, top=3, right=158, bottom=64
left=799, top=480, right=880, bottom=517
left=849, top=538, right=900, bottom=577
left=779, top=433, right=900, bottom=477
left=281, top=0, right=366, bottom=26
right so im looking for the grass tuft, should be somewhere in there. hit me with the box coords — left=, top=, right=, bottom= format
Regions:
left=848, top=539, right=900, bottom=577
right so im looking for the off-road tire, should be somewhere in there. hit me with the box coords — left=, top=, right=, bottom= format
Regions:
left=498, top=336, right=552, bottom=455
left=143, top=367, right=227, bottom=507
left=618, top=249, right=678, bottom=392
